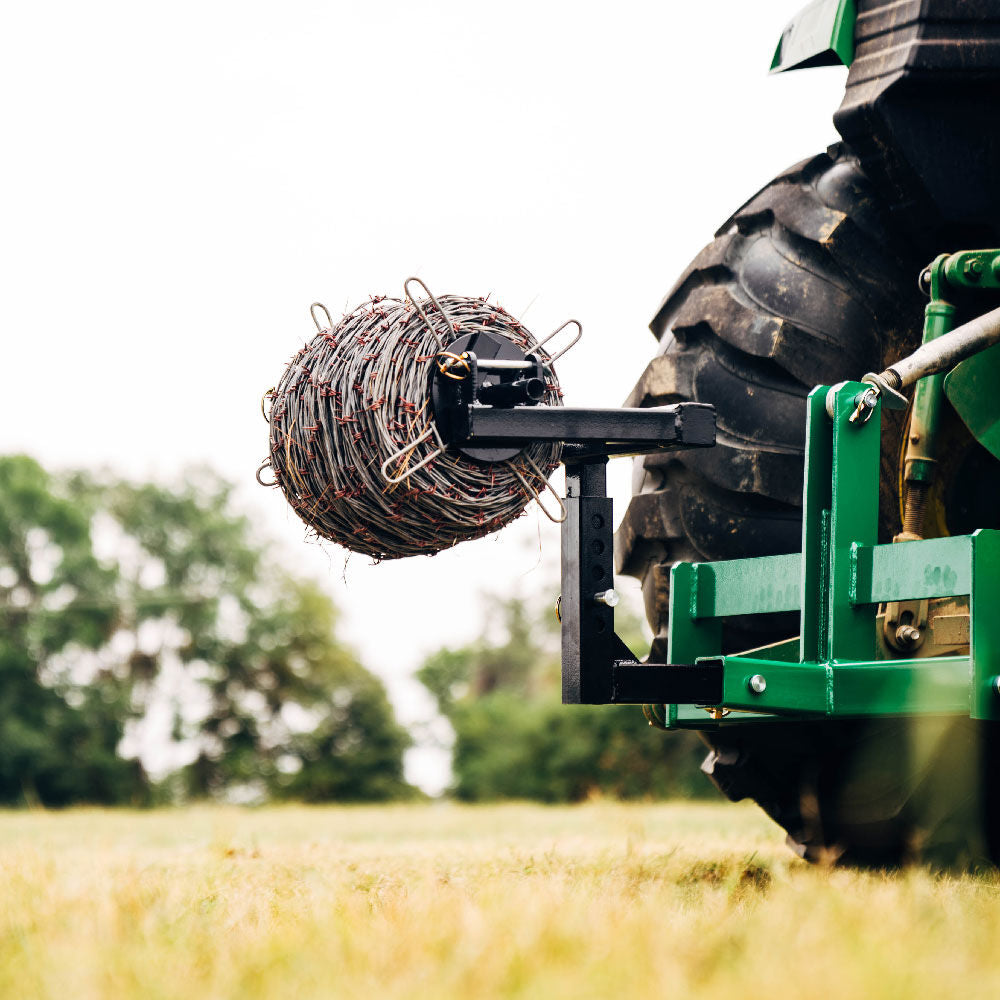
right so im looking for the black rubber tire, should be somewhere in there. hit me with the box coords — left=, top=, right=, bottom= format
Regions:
left=615, top=143, right=998, bottom=867
left=617, top=143, right=923, bottom=652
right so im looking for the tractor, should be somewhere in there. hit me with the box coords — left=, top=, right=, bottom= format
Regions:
left=607, top=0, right=1000, bottom=866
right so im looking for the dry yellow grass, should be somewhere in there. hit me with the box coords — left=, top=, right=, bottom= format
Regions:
left=0, top=801, right=998, bottom=999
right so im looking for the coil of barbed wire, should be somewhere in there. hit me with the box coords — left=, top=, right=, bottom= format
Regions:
left=260, top=280, right=577, bottom=560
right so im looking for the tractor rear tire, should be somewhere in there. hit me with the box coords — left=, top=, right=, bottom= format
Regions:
left=616, top=143, right=998, bottom=867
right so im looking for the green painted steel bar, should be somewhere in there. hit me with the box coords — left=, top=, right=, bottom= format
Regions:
left=722, top=658, right=829, bottom=714
left=827, top=383, right=880, bottom=662
left=851, top=536, right=973, bottom=604
left=831, top=656, right=971, bottom=716
left=665, top=562, right=721, bottom=727
left=971, top=530, right=1000, bottom=721
left=668, top=562, right=721, bottom=662
left=800, top=387, right=833, bottom=663
left=691, top=553, right=801, bottom=618
left=720, top=654, right=971, bottom=716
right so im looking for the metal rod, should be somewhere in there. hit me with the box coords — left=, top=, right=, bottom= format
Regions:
left=476, top=359, right=538, bottom=371
left=888, top=303, right=1000, bottom=387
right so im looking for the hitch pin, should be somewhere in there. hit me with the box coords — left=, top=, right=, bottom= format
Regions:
left=849, top=386, right=880, bottom=425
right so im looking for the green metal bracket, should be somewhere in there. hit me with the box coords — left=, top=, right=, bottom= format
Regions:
left=941, top=249, right=1000, bottom=461
left=942, top=249, right=1000, bottom=291
left=770, top=0, right=856, bottom=74
left=662, top=382, right=1000, bottom=729
left=944, top=345, right=1000, bottom=461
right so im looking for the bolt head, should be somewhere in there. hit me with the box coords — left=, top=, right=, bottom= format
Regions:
left=594, top=589, right=619, bottom=607
left=965, top=259, right=984, bottom=280
left=748, top=674, right=767, bottom=695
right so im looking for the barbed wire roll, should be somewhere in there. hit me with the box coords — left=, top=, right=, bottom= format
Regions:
left=262, top=293, right=565, bottom=560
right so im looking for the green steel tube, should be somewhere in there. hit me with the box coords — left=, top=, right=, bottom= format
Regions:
left=898, top=298, right=957, bottom=540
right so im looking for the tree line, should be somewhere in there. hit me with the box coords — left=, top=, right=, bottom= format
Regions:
left=0, top=455, right=710, bottom=806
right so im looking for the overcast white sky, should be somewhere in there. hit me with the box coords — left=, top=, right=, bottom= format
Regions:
left=3, top=1, right=847, bottom=792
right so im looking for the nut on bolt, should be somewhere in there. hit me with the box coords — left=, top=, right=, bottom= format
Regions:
left=748, top=674, right=767, bottom=695
left=964, top=258, right=984, bottom=281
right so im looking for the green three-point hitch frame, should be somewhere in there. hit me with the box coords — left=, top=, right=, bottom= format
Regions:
left=664, top=379, right=999, bottom=728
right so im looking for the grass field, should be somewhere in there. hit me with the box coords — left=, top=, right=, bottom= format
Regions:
left=1, top=801, right=999, bottom=999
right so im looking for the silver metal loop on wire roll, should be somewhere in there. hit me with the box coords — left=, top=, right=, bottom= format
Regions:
left=261, top=290, right=566, bottom=560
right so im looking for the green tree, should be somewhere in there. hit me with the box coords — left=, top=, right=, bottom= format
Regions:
left=178, top=574, right=412, bottom=802
left=417, top=595, right=715, bottom=802
left=0, top=456, right=145, bottom=804
left=93, top=471, right=412, bottom=801
left=0, top=456, right=412, bottom=804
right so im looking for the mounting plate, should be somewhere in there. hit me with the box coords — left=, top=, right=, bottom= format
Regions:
left=430, top=330, right=547, bottom=463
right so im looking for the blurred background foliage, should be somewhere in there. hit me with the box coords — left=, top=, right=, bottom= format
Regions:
left=0, top=455, right=411, bottom=806
left=0, top=453, right=711, bottom=806
left=416, top=597, right=713, bottom=802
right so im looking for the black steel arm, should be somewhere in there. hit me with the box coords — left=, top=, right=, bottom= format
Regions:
left=431, top=336, right=721, bottom=706
left=559, top=457, right=722, bottom=707
left=445, top=401, right=715, bottom=458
